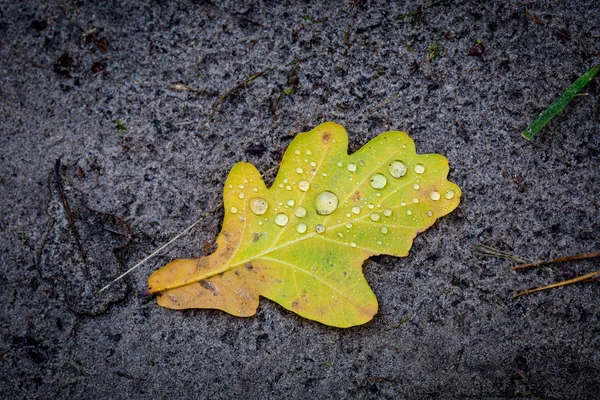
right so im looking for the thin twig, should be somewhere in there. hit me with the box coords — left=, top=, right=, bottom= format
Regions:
left=55, top=159, right=89, bottom=276
left=98, top=202, right=223, bottom=294
left=513, top=251, right=600, bottom=270
left=210, top=68, right=272, bottom=117
left=515, top=270, right=600, bottom=297
left=365, top=94, right=400, bottom=114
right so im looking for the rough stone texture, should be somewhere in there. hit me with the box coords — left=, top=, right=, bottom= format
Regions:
left=1, top=1, right=599, bottom=398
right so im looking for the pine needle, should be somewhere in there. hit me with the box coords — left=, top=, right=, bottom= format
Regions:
left=98, top=202, right=223, bottom=294
left=471, top=243, right=533, bottom=264
left=515, top=270, right=600, bottom=297
left=512, top=251, right=600, bottom=270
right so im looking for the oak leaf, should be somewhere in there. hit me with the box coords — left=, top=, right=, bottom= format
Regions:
left=148, top=122, right=461, bottom=327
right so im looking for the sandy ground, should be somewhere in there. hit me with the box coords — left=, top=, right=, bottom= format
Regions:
left=1, top=1, right=599, bottom=398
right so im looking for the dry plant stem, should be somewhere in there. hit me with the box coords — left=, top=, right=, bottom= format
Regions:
left=471, top=243, right=532, bottom=264
left=210, top=68, right=272, bottom=117
left=55, top=159, right=89, bottom=277
left=515, top=270, right=600, bottom=297
left=98, top=202, right=223, bottom=294
left=512, top=251, right=600, bottom=270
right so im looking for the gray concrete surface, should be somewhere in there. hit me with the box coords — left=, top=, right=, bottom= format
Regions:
left=1, top=1, right=599, bottom=398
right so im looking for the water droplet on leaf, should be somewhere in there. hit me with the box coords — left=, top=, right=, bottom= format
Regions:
left=351, top=206, right=361, bottom=215
left=295, top=206, right=307, bottom=218
left=370, top=213, right=381, bottom=222
left=430, top=191, right=441, bottom=201
left=445, top=189, right=455, bottom=199
left=383, top=209, right=392, bottom=217
left=230, top=206, right=238, bottom=214
left=347, top=163, right=357, bottom=172
left=296, top=223, right=307, bottom=233
left=370, top=173, right=387, bottom=189
left=274, top=213, right=289, bottom=226
left=315, top=224, right=325, bottom=234
left=414, top=164, right=425, bottom=174
left=315, top=191, right=339, bottom=215
left=298, top=180, right=310, bottom=191
left=249, top=198, right=268, bottom=215
left=389, top=160, right=407, bottom=178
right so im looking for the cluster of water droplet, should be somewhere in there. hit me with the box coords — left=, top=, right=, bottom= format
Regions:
left=227, top=148, right=456, bottom=250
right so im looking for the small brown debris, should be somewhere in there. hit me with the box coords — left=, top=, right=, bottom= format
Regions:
left=468, top=42, right=485, bottom=56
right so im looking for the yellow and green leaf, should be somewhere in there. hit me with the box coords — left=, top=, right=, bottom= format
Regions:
left=148, top=122, right=461, bottom=327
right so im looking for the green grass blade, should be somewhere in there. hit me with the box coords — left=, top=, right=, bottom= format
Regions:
left=522, top=64, right=599, bottom=140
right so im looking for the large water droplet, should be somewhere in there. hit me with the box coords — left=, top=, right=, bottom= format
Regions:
left=347, top=163, right=357, bottom=172
left=298, top=180, right=310, bottom=191
left=370, top=173, right=387, bottom=189
left=351, top=206, right=361, bottom=215
left=274, top=213, right=289, bottom=226
left=294, top=206, right=307, bottom=218
left=287, top=199, right=295, bottom=207
left=445, top=189, right=455, bottom=199
left=230, top=206, right=238, bottom=214
left=315, top=191, right=338, bottom=215
left=430, top=190, right=441, bottom=201
left=381, top=226, right=388, bottom=234
left=345, top=222, right=353, bottom=229
left=295, top=167, right=303, bottom=174
left=296, top=223, right=307, bottom=233
left=383, top=209, right=392, bottom=217
left=249, top=198, right=268, bottom=215
left=370, top=213, right=381, bottom=222
left=414, top=164, right=425, bottom=174
left=315, top=224, right=325, bottom=234
left=389, top=160, right=407, bottom=178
